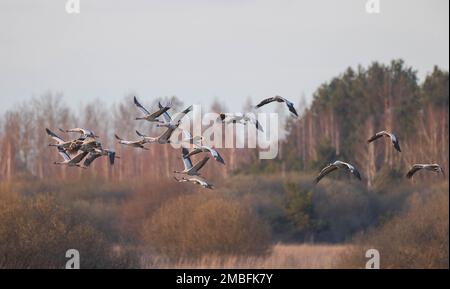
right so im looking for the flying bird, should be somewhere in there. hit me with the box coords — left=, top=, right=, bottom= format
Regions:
left=46, top=128, right=75, bottom=149
left=48, top=127, right=117, bottom=168
left=255, top=95, right=298, bottom=117
left=46, top=128, right=84, bottom=155
left=368, top=131, right=401, bottom=152
left=82, top=152, right=102, bottom=168
left=62, top=128, right=98, bottom=138
left=82, top=149, right=118, bottom=168
left=115, top=134, right=149, bottom=150
left=174, top=148, right=210, bottom=176
left=183, top=146, right=225, bottom=165
left=406, top=164, right=445, bottom=179
left=315, top=160, right=362, bottom=184
left=217, top=113, right=264, bottom=132
left=46, top=128, right=66, bottom=145
left=53, top=148, right=89, bottom=168
left=173, top=175, right=214, bottom=189
left=133, top=96, right=170, bottom=123
left=135, top=126, right=178, bottom=145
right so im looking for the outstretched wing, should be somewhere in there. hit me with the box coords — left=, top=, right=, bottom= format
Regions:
left=185, top=147, right=202, bottom=158
left=57, top=148, right=71, bottom=161
left=66, top=128, right=96, bottom=138
left=206, top=147, right=225, bottom=165
left=392, top=140, right=401, bottom=153
left=135, top=130, right=147, bottom=138
left=150, top=105, right=170, bottom=118
left=337, top=162, right=361, bottom=181
left=389, top=133, right=401, bottom=152
left=406, top=165, right=423, bottom=179
left=368, top=131, right=401, bottom=152
left=182, top=148, right=193, bottom=170
left=83, top=153, right=102, bottom=167
left=70, top=151, right=89, bottom=164
left=114, top=134, right=123, bottom=141
left=282, top=98, right=299, bottom=117
left=159, top=127, right=177, bottom=142
left=315, top=164, right=338, bottom=184
left=367, top=132, right=385, bottom=143
left=255, top=97, right=276, bottom=108
left=134, top=96, right=151, bottom=115
left=159, top=102, right=172, bottom=123
left=350, top=167, right=362, bottom=180
left=171, top=105, right=193, bottom=124
left=46, top=128, right=65, bottom=144
left=191, top=176, right=213, bottom=189
left=191, top=156, right=210, bottom=174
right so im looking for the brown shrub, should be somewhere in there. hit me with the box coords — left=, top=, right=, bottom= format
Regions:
left=339, top=183, right=449, bottom=269
left=0, top=192, right=137, bottom=268
left=142, top=192, right=272, bottom=259
left=119, top=179, right=184, bottom=242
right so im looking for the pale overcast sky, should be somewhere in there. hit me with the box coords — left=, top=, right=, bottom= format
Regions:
left=0, top=0, right=448, bottom=113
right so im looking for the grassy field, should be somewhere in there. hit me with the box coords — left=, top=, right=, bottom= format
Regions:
left=142, top=244, right=351, bottom=269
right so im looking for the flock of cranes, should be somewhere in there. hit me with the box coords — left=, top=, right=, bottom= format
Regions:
left=46, top=128, right=118, bottom=169
left=46, top=96, right=445, bottom=189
